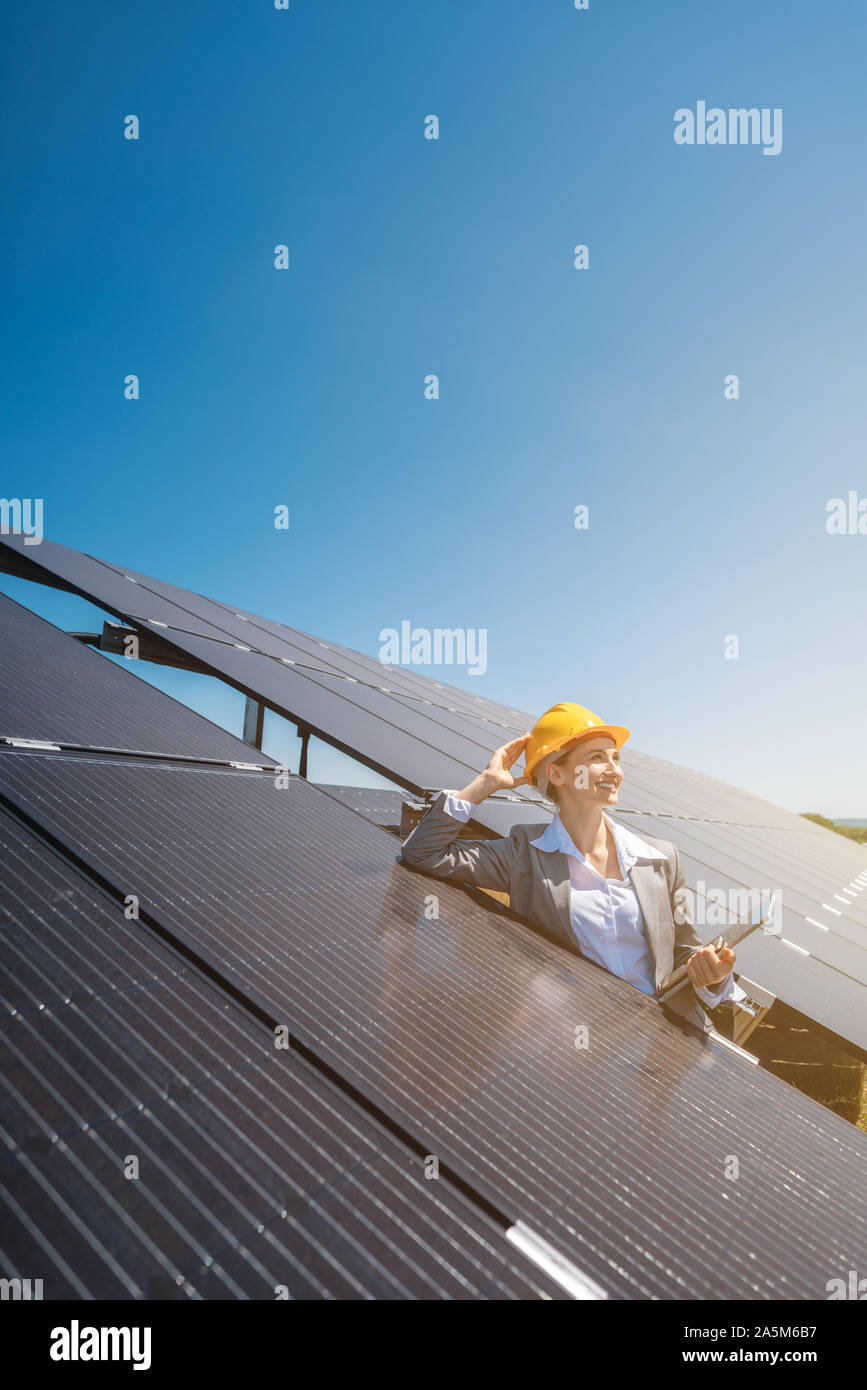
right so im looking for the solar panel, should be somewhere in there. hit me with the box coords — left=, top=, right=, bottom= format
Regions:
left=2, top=744, right=866, bottom=1298
left=430, top=746, right=867, bottom=1045
left=312, top=785, right=406, bottom=828
left=0, top=805, right=566, bottom=1300
left=0, top=592, right=276, bottom=766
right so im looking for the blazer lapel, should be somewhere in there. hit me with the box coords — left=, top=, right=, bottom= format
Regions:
left=533, top=847, right=576, bottom=949
left=629, top=861, right=665, bottom=988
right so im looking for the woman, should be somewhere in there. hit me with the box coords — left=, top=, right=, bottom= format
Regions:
left=400, top=702, right=746, bottom=1031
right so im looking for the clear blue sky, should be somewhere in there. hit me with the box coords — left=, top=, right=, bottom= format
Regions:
left=2, top=1, right=865, bottom=815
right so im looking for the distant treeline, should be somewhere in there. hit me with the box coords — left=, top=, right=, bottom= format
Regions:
left=802, top=812, right=867, bottom=845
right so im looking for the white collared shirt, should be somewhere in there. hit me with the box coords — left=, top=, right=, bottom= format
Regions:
left=442, top=793, right=746, bottom=1008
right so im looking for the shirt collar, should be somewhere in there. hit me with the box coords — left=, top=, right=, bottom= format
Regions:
left=530, top=812, right=667, bottom=876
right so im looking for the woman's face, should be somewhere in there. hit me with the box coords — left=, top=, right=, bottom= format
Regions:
left=546, top=734, right=622, bottom=806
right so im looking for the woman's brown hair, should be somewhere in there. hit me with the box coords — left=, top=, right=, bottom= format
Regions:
left=538, top=744, right=575, bottom=807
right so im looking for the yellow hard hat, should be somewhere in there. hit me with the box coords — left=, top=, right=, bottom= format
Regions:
left=524, top=702, right=630, bottom=787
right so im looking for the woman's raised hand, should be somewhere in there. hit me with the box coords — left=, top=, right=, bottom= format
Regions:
left=483, top=735, right=533, bottom=791
left=454, top=734, right=533, bottom=805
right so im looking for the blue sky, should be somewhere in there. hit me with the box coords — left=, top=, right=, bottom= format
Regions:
left=2, top=0, right=865, bottom=814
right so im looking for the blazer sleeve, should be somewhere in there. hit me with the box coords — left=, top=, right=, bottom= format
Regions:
left=399, top=790, right=516, bottom=894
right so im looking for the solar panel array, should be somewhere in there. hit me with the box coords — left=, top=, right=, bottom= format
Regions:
left=2, top=531, right=865, bottom=1053
left=1, top=811, right=558, bottom=1300
left=0, top=601, right=564, bottom=1299
left=1, top=587, right=867, bottom=1299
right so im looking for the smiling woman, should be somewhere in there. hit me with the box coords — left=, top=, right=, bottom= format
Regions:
left=522, top=701, right=630, bottom=811
left=399, top=701, right=749, bottom=1032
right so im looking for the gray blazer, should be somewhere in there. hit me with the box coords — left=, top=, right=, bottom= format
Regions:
left=400, top=791, right=722, bottom=1035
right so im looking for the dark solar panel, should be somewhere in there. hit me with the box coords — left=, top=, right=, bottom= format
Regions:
left=312, top=785, right=406, bottom=827
left=0, top=807, right=563, bottom=1300
left=2, top=747, right=865, bottom=1299
left=0, top=591, right=275, bottom=766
